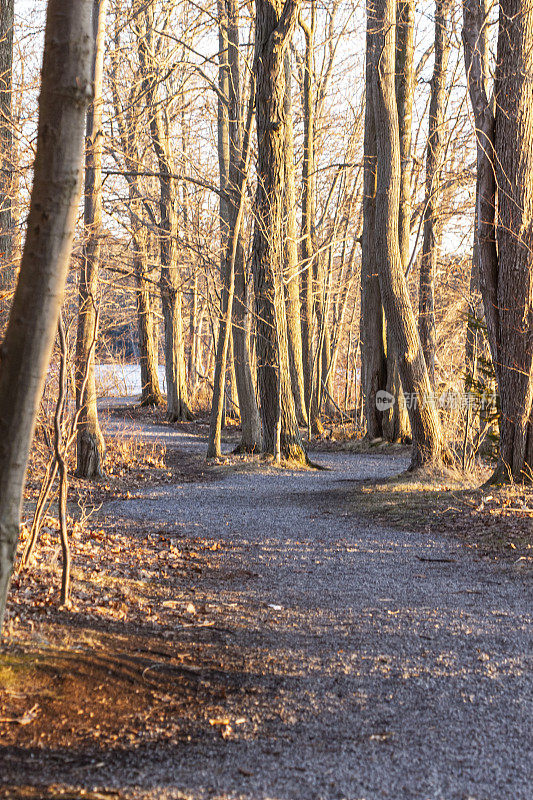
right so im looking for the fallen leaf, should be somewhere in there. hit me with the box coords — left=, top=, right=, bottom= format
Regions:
left=0, top=703, right=40, bottom=725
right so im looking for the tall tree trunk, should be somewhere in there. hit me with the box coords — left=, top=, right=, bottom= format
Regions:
left=137, top=8, right=191, bottom=422
left=0, top=0, right=13, bottom=328
left=463, top=0, right=533, bottom=481
left=110, top=14, right=162, bottom=408
left=225, top=0, right=261, bottom=451
left=299, top=8, right=323, bottom=434
left=361, top=12, right=387, bottom=440
left=419, top=0, right=451, bottom=387
left=395, top=0, right=414, bottom=271
left=189, top=271, right=199, bottom=395
left=464, top=0, right=489, bottom=423
left=209, top=0, right=261, bottom=457
left=0, top=0, right=92, bottom=634
left=133, top=221, right=162, bottom=407
left=252, top=0, right=306, bottom=462
left=493, top=0, right=533, bottom=479
left=76, top=0, right=107, bottom=478
left=382, top=0, right=413, bottom=442
left=283, top=52, right=307, bottom=426
left=370, top=0, right=444, bottom=468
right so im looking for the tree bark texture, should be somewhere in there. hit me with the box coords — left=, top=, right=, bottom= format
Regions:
left=283, top=52, right=308, bottom=426
left=382, top=0, right=413, bottom=442
left=0, top=0, right=93, bottom=633
left=0, top=0, right=13, bottom=326
left=493, top=0, right=533, bottom=479
left=225, top=0, right=261, bottom=451
left=111, top=16, right=163, bottom=408
left=137, top=7, right=191, bottom=422
left=209, top=0, right=261, bottom=457
left=299, top=8, right=322, bottom=434
left=361, top=12, right=386, bottom=440
left=76, top=0, right=108, bottom=478
left=369, top=0, right=444, bottom=468
left=463, top=0, right=533, bottom=480
left=252, top=0, right=306, bottom=462
left=419, top=0, right=451, bottom=388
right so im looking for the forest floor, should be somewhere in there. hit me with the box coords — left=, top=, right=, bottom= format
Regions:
left=0, top=401, right=532, bottom=800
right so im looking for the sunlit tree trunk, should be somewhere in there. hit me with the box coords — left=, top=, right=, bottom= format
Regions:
left=361, top=12, right=386, bottom=440
left=382, top=0, right=413, bottom=442
left=464, top=0, right=533, bottom=481
left=0, top=0, right=92, bottom=633
left=111, top=11, right=162, bottom=408
left=299, top=7, right=323, bottom=435
left=493, top=0, right=533, bottom=479
left=283, top=52, right=307, bottom=426
left=137, top=6, right=191, bottom=422
left=0, top=0, right=13, bottom=327
left=209, top=0, right=261, bottom=457
left=252, top=0, right=306, bottom=462
left=419, top=0, right=451, bottom=388
left=76, top=0, right=107, bottom=478
left=370, top=0, right=445, bottom=468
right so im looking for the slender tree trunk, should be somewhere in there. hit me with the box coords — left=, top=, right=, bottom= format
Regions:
left=133, top=222, right=162, bottom=406
left=370, top=0, right=444, bottom=468
left=419, top=0, right=451, bottom=387
left=76, top=0, right=107, bottom=478
left=189, top=271, right=198, bottom=395
left=361, top=12, right=387, bottom=439
left=0, top=0, right=92, bottom=634
left=225, top=0, right=261, bottom=451
left=396, top=0, right=414, bottom=270
left=462, top=0, right=499, bottom=383
left=299, top=8, right=322, bottom=434
left=0, top=0, right=13, bottom=327
left=137, top=8, right=191, bottom=422
left=283, top=52, right=307, bottom=426
left=110, top=21, right=163, bottom=409
left=464, top=0, right=489, bottom=426
left=252, top=0, right=306, bottom=462
left=493, top=0, right=533, bottom=479
left=209, top=0, right=261, bottom=456
left=463, top=0, right=533, bottom=481
left=382, top=0, right=413, bottom=442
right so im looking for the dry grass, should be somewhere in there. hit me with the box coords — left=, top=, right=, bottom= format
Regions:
left=342, top=464, right=532, bottom=564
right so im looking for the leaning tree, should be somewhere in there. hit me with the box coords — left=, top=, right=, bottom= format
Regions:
left=0, top=0, right=93, bottom=633
left=463, top=0, right=533, bottom=481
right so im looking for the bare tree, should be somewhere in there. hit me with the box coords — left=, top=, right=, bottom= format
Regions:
left=76, top=0, right=108, bottom=478
left=419, top=0, right=451, bottom=387
left=361, top=10, right=386, bottom=440
left=136, top=2, right=192, bottom=422
left=0, top=0, right=14, bottom=325
left=369, top=0, right=445, bottom=468
left=283, top=51, right=308, bottom=426
left=110, top=8, right=163, bottom=408
left=0, top=0, right=93, bottom=633
left=299, top=6, right=322, bottom=434
left=252, top=0, right=306, bottom=462
left=209, top=0, right=261, bottom=457
left=464, top=0, right=533, bottom=481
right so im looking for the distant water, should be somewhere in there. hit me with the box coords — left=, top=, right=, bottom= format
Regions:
left=95, top=364, right=166, bottom=397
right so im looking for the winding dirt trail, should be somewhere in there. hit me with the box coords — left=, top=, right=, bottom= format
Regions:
left=94, top=407, right=532, bottom=800
left=1, top=404, right=531, bottom=800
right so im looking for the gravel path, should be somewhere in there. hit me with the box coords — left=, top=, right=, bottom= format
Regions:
left=99, top=407, right=532, bottom=800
